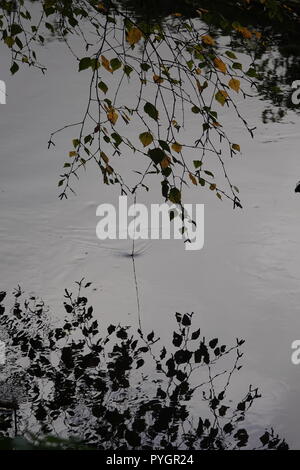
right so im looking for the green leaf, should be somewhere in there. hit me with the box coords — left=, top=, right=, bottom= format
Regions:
left=11, top=24, right=23, bottom=36
left=215, top=90, right=227, bottom=106
left=159, top=140, right=170, bottom=152
left=4, top=36, right=15, bottom=48
left=124, top=65, right=133, bottom=76
left=148, top=148, right=165, bottom=165
left=193, top=160, right=202, bottom=169
left=232, top=62, right=243, bottom=70
left=139, top=132, right=153, bottom=147
left=110, top=57, right=122, bottom=71
left=246, top=68, right=257, bottom=78
left=169, top=187, right=181, bottom=204
left=225, top=50, right=237, bottom=59
left=79, top=57, right=91, bottom=71
left=10, top=61, right=19, bottom=75
left=144, top=102, right=159, bottom=121
left=140, top=63, right=151, bottom=71
left=191, top=105, right=200, bottom=113
left=98, top=81, right=108, bottom=94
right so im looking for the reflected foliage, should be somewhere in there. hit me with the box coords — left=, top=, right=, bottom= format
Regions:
left=0, top=283, right=288, bottom=450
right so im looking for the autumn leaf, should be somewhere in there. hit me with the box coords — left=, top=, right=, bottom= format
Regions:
left=160, top=155, right=171, bottom=169
left=202, top=35, right=215, bottom=46
left=214, top=57, right=227, bottom=74
left=127, top=27, right=143, bottom=46
left=69, top=151, right=78, bottom=157
left=101, top=55, right=113, bottom=73
left=139, top=132, right=153, bottom=147
left=189, top=173, right=197, bottom=185
left=235, top=25, right=253, bottom=39
left=232, top=143, right=241, bottom=152
left=107, top=108, right=118, bottom=125
left=228, top=77, right=240, bottom=93
left=215, top=90, right=229, bottom=106
left=153, top=74, right=164, bottom=84
left=171, top=142, right=182, bottom=153
left=100, top=151, right=109, bottom=164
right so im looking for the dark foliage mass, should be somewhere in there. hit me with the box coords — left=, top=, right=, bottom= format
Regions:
left=0, top=283, right=288, bottom=450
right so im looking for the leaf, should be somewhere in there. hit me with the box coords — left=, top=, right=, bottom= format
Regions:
left=153, top=74, right=164, bottom=84
left=110, top=57, right=122, bottom=71
left=171, top=142, right=182, bottom=153
left=101, top=55, right=113, bottom=73
left=123, top=64, right=133, bottom=76
left=214, top=57, right=227, bottom=74
left=79, top=57, right=91, bottom=71
left=148, top=148, right=165, bottom=165
left=191, top=105, right=201, bottom=113
left=160, top=155, right=171, bottom=169
left=107, top=108, right=118, bottom=125
left=144, top=102, right=159, bottom=121
left=69, top=151, right=78, bottom=157
left=215, top=90, right=228, bottom=106
left=236, top=26, right=252, bottom=39
left=139, top=132, right=153, bottom=147
left=169, top=187, right=181, bottom=204
left=4, top=36, right=15, bottom=48
left=141, top=63, right=151, bottom=71
left=225, top=50, right=237, bottom=59
left=202, top=35, right=215, bottom=46
left=193, top=160, right=202, bottom=169
left=98, top=81, right=108, bottom=94
left=127, top=27, right=143, bottom=46
left=10, top=61, right=19, bottom=75
left=100, top=151, right=109, bottom=164
left=11, top=24, right=23, bottom=36
left=232, top=143, right=241, bottom=152
left=228, top=77, right=240, bottom=93
left=189, top=173, right=197, bottom=185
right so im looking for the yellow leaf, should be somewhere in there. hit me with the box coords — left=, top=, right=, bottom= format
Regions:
left=235, top=25, right=253, bottom=39
left=139, top=132, right=153, bottom=147
left=107, top=108, right=118, bottom=125
left=153, top=74, right=164, bottom=84
left=232, top=143, right=241, bottom=152
left=215, top=90, right=229, bottom=106
left=195, top=68, right=202, bottom=75
left=202, top=35, right=215, bottom=46
left=127, top=27, right=143, bottom=46
left=160, top=155, right=171, bottom=169
left=228, top=77, right=240, bottom=93
left=69, top=151, right=78, bottom=157
left=189, top=173, right=197, bottom=185
left=100, top=151, right=109, bottom=164
left=101, top=55, right=113, bottom=73
left=171, top=142, right=182, bottom=153
left=214, top=57, right=227, bottom=74
left=106, top=164, right=114, bottom=175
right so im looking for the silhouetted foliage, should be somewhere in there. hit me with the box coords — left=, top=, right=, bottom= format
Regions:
left=1, top=1, right=299, bottom=207
left=0, top=282, right=288, bottom=450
